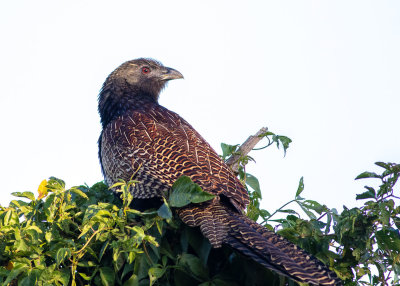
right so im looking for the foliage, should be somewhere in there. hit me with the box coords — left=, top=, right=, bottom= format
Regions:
left=0, top=176, right=278, bottom=286
left=0, top=130, right=399, bottom=285
left=244, top=161, right=400, bottom=286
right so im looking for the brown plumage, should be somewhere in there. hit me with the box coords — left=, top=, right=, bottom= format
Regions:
left=98, top=58, right=342, bottom=285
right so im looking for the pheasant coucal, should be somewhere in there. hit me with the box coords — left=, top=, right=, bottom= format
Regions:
left=98, top=58, right=342, bottom=285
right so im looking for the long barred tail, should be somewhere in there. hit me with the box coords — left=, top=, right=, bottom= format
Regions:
left=224, top=210, right=342, bottom=286
left=178, top=201, right=342, bottom=285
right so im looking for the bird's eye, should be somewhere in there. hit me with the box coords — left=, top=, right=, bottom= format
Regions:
left=141, top=67, right=150, bottom=74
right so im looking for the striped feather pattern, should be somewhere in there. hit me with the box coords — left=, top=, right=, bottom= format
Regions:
left=224, top=209, right=341, bottom=285
left=100, top=100, right=249, bottom=210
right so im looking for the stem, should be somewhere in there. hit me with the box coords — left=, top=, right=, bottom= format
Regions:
left=74, top=227, right=111, bottom=255
left=317, top=212, right=327, bottom=221
left=142, top=242, right=153, bottom=264
left=262, top=199, right=297, bottom=223
left=252, top=139, right=274, bottom=151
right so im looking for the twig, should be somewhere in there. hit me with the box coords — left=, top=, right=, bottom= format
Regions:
left=225, top=127, right=268, bottom=173
left=317, top=212, right=328, bottom=221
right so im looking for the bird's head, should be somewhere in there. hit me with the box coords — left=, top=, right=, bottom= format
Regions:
left=98, top=58, right=183, bottom=126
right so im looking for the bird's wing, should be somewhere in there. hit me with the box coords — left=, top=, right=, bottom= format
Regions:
left=100, top=104, right=249, bottom=211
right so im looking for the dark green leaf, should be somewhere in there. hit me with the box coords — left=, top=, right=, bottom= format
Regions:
left=157, top=203, right=172, bottom=220
left=263, top=131, right=275, bottom=136
left=2, top=263, right=29, bottom=285
left=299, top=204, right=317, bottom=220
left=220, top=143, right=239, bottom=159
left=258, top=209, right=271, bottom=222
left=274, top=135, right=292, bottom=155
left=99, top=267, right=115, bottom=286
left=302, top=200, right=325, bottom=214
left=379, top=204, right=390, bottom=226
left=99, top=241, right=109, bottom=262
left=376, top=229, right=400, bottom=252
left=375, top=161, right=390, bottom=169
left=47, top=177, right=66, bottom=189
left=355, top=171, right=381, bottom=180
left=245, top=173, right=261, bottom=197
left=277, top=209, right=297, bottom=214
left=11, top=191, right=35, bottom=201
left=179, top=253, right=209, bottom=280
left=148, top=267, right=165, bottom=286
left=123, top=274, right=139, bottom=286
left=19, top=270, right=41, bottom=286
left=56, top=248, right=72, bottom=266
left=70, top=187, right=89, bottom=199
left=170, top=176, right=215, bottom=207
left=56, top=268, right=71, bottom=285
left=356, top=188, right=376, bottom=200
left=295, top=177, right=304, bottom=197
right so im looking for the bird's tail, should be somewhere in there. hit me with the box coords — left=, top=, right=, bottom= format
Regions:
left=224, top=210, right=342, bottom=286
left=178, top=202, right=341, bottom=285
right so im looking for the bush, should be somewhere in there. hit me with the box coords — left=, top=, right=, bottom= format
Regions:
left=0, top=132, right=399, bottom=285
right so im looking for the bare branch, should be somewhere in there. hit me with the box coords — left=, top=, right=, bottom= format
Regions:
left=225, top=127, right=268, bottom=173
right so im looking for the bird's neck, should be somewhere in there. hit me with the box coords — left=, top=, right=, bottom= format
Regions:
left=98, top=86, right=159, bottom=128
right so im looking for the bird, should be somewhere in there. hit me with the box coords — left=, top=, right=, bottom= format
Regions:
left=98, top=58, right=342, bottom=285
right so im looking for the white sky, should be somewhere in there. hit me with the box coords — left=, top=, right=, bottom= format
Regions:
left=0, top=1, right=399, bottom=215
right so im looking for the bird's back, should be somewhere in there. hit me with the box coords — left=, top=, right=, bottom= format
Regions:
left=99, top=100, right=249, bottom=211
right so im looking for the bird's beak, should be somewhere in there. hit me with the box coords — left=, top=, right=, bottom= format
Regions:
left=160, top=67, right=184, bottom=81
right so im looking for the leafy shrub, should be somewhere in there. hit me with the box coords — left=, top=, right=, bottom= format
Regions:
left=0, top=131, right=399, bottom=285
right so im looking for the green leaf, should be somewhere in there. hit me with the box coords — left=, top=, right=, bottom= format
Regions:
left=379, top=204, right=390, bottom=226
left=19, top=270, right=41, bottom=286
left=170, top=176, right=215, bottom=207
left=99, top=267, right=115, bottom=286
left=56, top=248, right=72, bottom=266
left=299, top=204, right=317, bottom=220
left=15, top=237, right=29, bottom=252
left=55, top=268, right=70, bottom=285
left=356, top=187, right=376, bottom=200
left=11, top=191, right=35, bottom=201
left=295, top=177, right=304, bottom=197
left=3, top=209, right=19, bottom=225
left=376, top=229, right=400, bottom=252
left=220, top=143, right=239, bottom=159
left=47, top=177, right=66, bottom=189
left=99, top=241, right=109, bottom=262
left=77, top=261, right=98, bottom=267
left=123, top=274, right=139, bottom=286
left=375, top=161, right=391, bottom=169
left=26, top=225, right=43, bottom=234
left=275, top=135, right=292, bottom=155
left=302, top=200, right=325, bottom=214
left=2, top=263, right=29, bottom=285
left=70, top=187, right=89, bottom=199
left=179, top=253, right=209, bottom=280
left=148, top=267, right=165, bottom=286
left=245, top=173, right=261, bottom=197
left=355, top=171, right=381, bottom=180
left=277, top=209, right=297, bottom=214
left=79, top=272, right=92, bottom=281
left=157, top=202, right=172, bottom=220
